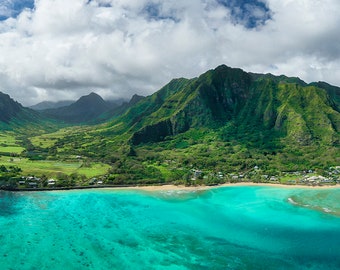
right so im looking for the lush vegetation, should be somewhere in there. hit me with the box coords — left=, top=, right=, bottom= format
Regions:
left=0, top=65, right=339, bottom=189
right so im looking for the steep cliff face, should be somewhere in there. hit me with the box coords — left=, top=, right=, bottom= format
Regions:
left=106, top=65, right=340, bottom=146
left=129, top=65, right=254, bottom=144
left=274, top=84, right=340, bottom=145
left=131, top=119, right=173, bottom=145
left=0, top=92, right=23, bottom=123
left=237, top=79, right=340, bottom=145
left=309, top=81, right=340, bottom=110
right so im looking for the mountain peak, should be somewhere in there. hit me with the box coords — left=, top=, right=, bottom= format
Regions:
left=78, top=92, right=105, bottom=103
left=42, top=92, right=111, bottom=123
left=118, top=65, right=340, bottom=146
left=88, top=92, right=102, bottom=98
left=129, top=94, right=144, bottom=105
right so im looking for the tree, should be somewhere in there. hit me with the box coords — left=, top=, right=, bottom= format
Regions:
left=0, top=165, right=7, bottom=172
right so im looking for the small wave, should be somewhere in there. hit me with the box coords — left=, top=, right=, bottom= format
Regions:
left=288, top=197, right=298, bottom=205
left=157, top=189, right=204, bottom=202
left=160, top=190, right=193, bottom=195
left=322, top=207, right=333, bottom=213
left=288, top=197, right=336, bottom=215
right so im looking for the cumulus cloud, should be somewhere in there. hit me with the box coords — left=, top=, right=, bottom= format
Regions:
left=0, top=0, right=340, bottom=105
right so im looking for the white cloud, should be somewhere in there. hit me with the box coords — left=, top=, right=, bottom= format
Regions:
left=0, top=0, right=340, bottom=105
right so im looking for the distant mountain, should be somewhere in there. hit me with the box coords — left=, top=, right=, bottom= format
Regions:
left=40, top=92, right=140, bottom=124
left=101, top=65, right=339, bottom=147
left=0, top=91, right=58, bottom=132
left=30, top=100, right=74, bottom=111
left=42, top=92, right=111, bottom=123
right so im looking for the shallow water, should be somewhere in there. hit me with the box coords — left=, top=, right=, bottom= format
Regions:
left=0, top=186, right=339, bottom=270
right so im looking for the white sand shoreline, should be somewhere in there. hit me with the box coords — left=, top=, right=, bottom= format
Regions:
left=103, top=182, right=340, bottom=192
left=13, top=182, right=339, bottom=193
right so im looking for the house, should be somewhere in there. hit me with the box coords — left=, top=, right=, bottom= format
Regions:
left=303, top=175, right=331, bottom=185
left=89, top=178, right=97, bottom=185
left=25, top=176, right=40, bottom=187
left=26, top=176, right=40, bottom=182
left=270, top=176, right=278, bottom=181
left=320, top=177, right=332, bottom=183
left=192, top=170, right=203, bottom=180
left=47, top=179, right=56, bottom=186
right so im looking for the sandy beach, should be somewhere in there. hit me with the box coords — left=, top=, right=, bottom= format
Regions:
left=8, top=182, right=340, bottom=193
left=108, top=182, right=340, bottom=192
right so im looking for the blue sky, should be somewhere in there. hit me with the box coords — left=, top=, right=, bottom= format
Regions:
left=0, top=0, right=34, bottom=21
left=0, top=0, right=269, bottom=27
left=217, top=0, right=271, bottom=28
left=0, top=0, right=340, bottom=105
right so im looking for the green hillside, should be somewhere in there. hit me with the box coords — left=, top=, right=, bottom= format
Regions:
left=101, top=65, right=339, bottom=148
left=33, top=64, right=336, bottom=186
left=0, top=65, right=339, bottom=188
left=0, top=92, right=61, bottom=134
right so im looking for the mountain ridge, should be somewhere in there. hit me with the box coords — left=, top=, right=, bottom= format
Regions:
left=0, top=64, right=339, bottom=144
left=41, top=92, right=114, bottom=124
left=0, top=64, right=339, bottom=184
left=0, top=91, right=60, bottom=133
left=39, top=92, right=141, bottom=124
left=30, top=100, right=75, bottom=111
left=94, top=65, right=340, bottom=147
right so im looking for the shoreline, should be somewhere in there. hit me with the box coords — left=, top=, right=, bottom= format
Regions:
left=111, top=182, right=340, bottom=192
left=3, top=182, right=339, bottom=192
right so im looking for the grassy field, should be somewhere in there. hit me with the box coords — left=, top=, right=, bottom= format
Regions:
left=0, top=130, right=112, bottom=180
left=0, top=133, right=24, bottom=154
left=0, top=156, right=110, bottom=178
left=30, top=128, right=77, bottom=148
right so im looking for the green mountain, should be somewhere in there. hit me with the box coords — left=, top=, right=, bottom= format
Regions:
left=96, top=94, right=144, bottom=123
left=0, top=92, right=56, bottom=132
left=41, top=92, right=141, bottom=124
left=309, top=81, right=340, bottom=110
left=52, top=65, right=331, bottom=184
left=42, top=92, right=111, bottom=124
left=1, top=65, right=339, bottom=186
left=0, top=92, right=23, bottom=124
left=104, top=65, right=339, bottom=147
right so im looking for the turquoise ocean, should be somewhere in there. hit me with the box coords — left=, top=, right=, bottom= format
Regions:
left=0, top=186, right=340, bottom=269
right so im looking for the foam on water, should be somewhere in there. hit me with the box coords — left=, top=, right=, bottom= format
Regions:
left=0, top=186, right=339, bottom=269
